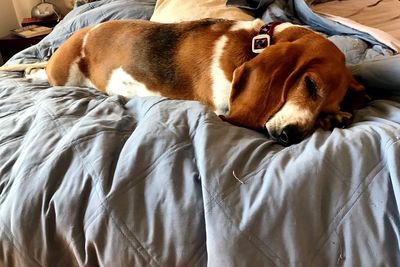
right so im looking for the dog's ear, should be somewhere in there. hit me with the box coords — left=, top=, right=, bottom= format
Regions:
left=221, top=61, right=287, bottom=129
left=229, top=63, right=255, bottom=108
left=341, top=77, right=368, bottom=112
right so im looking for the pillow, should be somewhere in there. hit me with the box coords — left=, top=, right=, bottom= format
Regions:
left=150, top=0, right=254, bottom=23
left=64, top=0, right=99, bottom=10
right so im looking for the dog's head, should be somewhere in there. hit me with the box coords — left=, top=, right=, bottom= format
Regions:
left=222, top=23, right=365, bottom=146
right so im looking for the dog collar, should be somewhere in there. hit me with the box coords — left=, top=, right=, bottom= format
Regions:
left=252, top=22, right=282, bottom=53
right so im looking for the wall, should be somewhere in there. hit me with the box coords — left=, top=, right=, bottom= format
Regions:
left=0, top=0, right=20, bottom=64
left=0, top=0, right=72, bottom=64
left=0, top=1, right=19, bottom=36
left=0, top=0, right=72, bottom=35
left=13, top=0, right=72, bottom=23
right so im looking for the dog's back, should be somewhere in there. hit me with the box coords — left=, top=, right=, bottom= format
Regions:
left=46, top=19, right=258, bottom=108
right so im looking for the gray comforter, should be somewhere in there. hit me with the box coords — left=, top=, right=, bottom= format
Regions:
left=1, top=0, right=399, bottom=266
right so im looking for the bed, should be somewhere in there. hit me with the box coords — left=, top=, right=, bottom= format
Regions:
left=1, top=0, right=399, bottom=266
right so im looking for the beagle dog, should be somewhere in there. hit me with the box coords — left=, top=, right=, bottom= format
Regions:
left=39, top=19, right=366, bottom=145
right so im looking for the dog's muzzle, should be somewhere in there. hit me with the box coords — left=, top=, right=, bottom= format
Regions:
left=264, top=124, right=303, bottom=146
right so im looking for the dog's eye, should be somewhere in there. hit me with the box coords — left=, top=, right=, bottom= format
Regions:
left=305, top=76, right=318, bottom=98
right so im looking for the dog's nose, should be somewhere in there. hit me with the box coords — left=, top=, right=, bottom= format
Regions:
left=277, top=125, right=302, bottom=146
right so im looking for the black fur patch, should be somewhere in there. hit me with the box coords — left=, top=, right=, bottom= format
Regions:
left=141, top=26, right=181, bottom=87
left=133, top=19, right=226, bottom=87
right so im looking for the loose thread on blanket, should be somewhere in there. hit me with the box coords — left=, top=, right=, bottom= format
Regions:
left=232, top=170, right=244, bottom=184
left=335, top=228, right=346, bottom=265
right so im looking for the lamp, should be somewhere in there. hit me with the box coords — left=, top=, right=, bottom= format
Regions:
left=31, top=0, right=60, bottom=19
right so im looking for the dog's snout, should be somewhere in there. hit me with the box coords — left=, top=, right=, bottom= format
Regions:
left=277, top=125, right=302, bottom=146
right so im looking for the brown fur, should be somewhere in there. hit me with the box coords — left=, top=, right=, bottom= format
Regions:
left=46, top=19, right=366, bottom=145
left=46, top=28, right=91, bottom=86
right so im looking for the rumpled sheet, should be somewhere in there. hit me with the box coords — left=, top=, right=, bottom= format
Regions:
left=1, top=0, right=400, bottom=266
left=310, top=0, right=400, bottom=41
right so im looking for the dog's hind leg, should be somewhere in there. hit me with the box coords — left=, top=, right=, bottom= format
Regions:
left=46, top=27, right=92, bottom=87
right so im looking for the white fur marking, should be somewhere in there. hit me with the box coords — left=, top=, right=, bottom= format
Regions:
left=230, top=19, right=264, bottom=32
left=65, top=58, right=94, bottom=88
left=25, top=69, right=48, bottom=81
left=83, top=77, right=96, bottom=89
left=81, top=34, right=89, bottom=58
left=210, top=35, right=231, bottom=115
left=265, top=102, right=313, bottom=135
left=106, top=67, right=160, bottom=98
left=91, top=24, right=102, bottom=31
left=66, top=59, right=84, bottom=86
left=81, top=24, right=102, bottom=58
left=273, top=22, right=298, bottom=33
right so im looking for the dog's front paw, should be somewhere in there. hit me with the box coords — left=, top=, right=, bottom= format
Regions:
left=317, top=111, right=353, bottom=130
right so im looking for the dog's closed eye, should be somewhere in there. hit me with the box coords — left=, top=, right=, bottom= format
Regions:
left=305, top=76, right=318, bottom=99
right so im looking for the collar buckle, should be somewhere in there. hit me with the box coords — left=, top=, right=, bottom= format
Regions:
left=252, top=22, right=282, bottom=54
left=252, top=34, right=270, bottom=53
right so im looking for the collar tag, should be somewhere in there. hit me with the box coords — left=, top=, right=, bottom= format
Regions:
left=252, top=34, right=271, bottom=53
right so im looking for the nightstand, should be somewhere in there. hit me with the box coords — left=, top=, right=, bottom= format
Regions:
left=0, top=34, right=46, bottom=62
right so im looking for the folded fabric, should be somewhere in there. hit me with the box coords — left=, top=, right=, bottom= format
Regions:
left=227, top=0, right=396, bottom=50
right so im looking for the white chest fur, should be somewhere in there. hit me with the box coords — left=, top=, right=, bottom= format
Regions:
left=210, top=35, right=232, bottom=115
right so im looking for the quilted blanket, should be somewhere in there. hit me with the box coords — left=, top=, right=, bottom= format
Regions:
left=1, top=0, right=400, bottom=266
